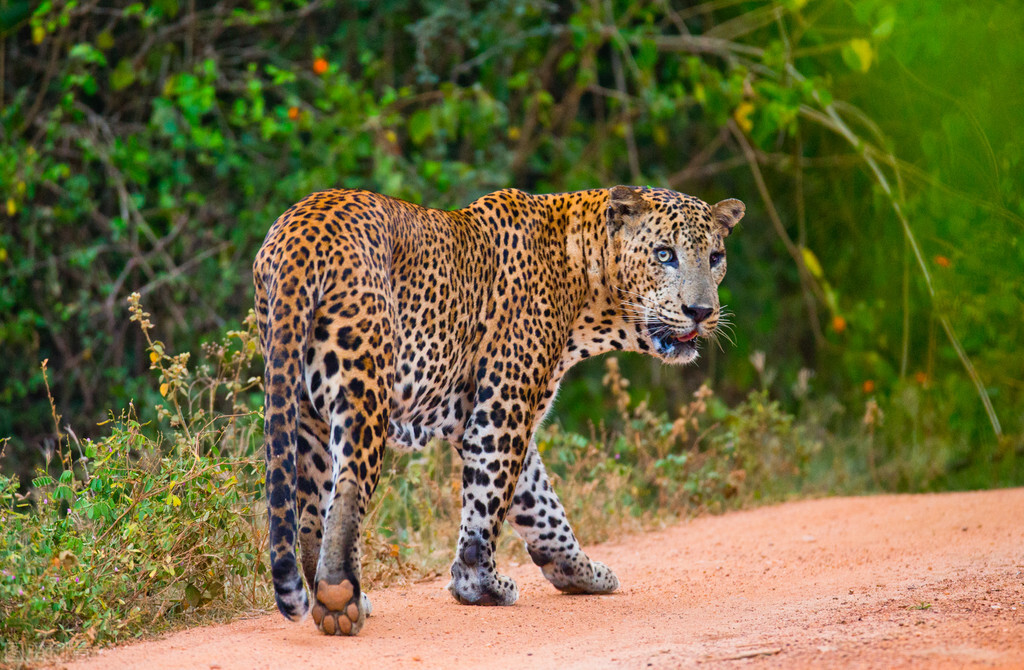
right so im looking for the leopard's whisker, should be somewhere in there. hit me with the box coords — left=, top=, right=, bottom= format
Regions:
left=710, top=327, right=735, bottom=348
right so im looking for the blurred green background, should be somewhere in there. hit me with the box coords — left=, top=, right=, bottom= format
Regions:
left=2, top=0, right=1022, bottom=488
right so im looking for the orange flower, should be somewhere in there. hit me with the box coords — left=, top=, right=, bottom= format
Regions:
left=914, top=371, right=928, bottom=385
left=862, top=379, right=875, bottom=394
left=934, top=255, right=951, bottom=268
left=312, top=57, right=329, bottom=75
left=831, top=315, right=847, bottom=333
left=287, top=106, right=299, bottom=120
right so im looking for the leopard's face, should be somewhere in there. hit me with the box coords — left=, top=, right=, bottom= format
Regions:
left=607, top=186, right=745, bottom=365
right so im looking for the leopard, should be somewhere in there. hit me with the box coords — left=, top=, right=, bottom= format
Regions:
left=253, top=185, right=746, bottom=636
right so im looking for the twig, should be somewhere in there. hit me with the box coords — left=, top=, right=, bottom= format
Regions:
left=0, top=18, right=5, bottom=113
left=450, top=25, right=564, bottom=78
left=707, top=647, right=782, bottom=662
left=651, top=33, right=764, bottom=58
left=672, top=0, right=761, bottom=24
left=40, top=359, right=68, bottom=469
left=669, top=156, right=748, bottom=187
left=656, top=0, right=691, bottom=35
left=729, top=121, right=827, bottom=336
left=705, top=3, right=784, bottom=42
left=19, top=23, right=64, bottom=140
left=609, top=47, right=641, bottom=182
left=666, top=127, right=728, bottom=188
left=604, top=0, right=644, bottom=182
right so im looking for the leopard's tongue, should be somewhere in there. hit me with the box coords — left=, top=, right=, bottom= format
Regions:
left=674, top=330, right=699, bottom=343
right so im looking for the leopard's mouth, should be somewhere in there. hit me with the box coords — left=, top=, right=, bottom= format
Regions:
left=646, top=320, right=701, bottom=362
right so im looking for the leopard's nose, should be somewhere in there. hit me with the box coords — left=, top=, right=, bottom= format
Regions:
left=682, top=304, right=713, bottom=323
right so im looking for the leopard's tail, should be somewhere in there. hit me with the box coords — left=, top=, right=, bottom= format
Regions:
left=256, top=264, right=313, bottom=622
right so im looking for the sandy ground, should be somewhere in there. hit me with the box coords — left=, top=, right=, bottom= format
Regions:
left=56, top=489, right=1024, bottom=669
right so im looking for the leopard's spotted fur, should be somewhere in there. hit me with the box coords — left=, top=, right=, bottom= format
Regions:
left=253, top=185, right=745, bottom=635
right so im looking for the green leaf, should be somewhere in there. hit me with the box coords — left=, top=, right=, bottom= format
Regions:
left=841, top=38, right=874, bottom=73
left=408, top=110, right=433, bottom=146
left=95, top=30, right=114, bottom=50
left=183, top=583, right=203, bottom=608
left=111, top=59, right=136, bottom=91
left=635, top=39, right=658, bottom=70
left=68, top=42, right=107, bottom=66
left=0, top=1, right=32, bottom=37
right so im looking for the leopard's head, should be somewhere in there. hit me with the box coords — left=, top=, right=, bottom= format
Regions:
left=606, top=185, right=745, bottom=364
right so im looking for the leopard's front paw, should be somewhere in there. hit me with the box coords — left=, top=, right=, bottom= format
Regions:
left=446, top=536, right=518, bottom=606
left=447, top=561, right=518, bottom=605
left=540, top=554, right=619, bottom=595
left=311, top=579, right=372, bottom=635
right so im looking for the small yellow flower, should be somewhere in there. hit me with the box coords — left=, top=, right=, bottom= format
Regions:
left=733, top=102, right=755, bottom=133
left=159, top=383, right=169, bottom=397
left=6, top=198, right=16, bottom=217
left=652, top=125, right=669, bottom=147
left=848, top=39, right=874, bottom=73
left=149, top=351, right=160, bottom=364
left=801, top=247, right=824, bottom=280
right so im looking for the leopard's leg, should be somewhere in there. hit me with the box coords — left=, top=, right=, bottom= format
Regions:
left=306, top=295, right=392, bottom=636
left=294, top=397, right=375, bottom=618
left=507, top=441, right=620, bottom=594
left=446, top=380, right=541, bottom=606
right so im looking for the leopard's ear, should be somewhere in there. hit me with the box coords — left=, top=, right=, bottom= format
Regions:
left=606, top=186, right=649, bottom=236
left=711, top=198, right=745, bottom=236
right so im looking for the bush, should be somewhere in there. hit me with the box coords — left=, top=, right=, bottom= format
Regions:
left=0, top=296, right=268, bottom=657
left=3, top=0, right=1020, bottom=483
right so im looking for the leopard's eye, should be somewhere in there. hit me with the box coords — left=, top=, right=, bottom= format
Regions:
left=655, top=247, right=677, bottom=265
left=709, top=251, right=724, bottom=267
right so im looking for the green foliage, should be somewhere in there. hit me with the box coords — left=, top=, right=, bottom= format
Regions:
left=0, top=298, right=268, bottom=658
left=2, top=0, right=1015, bottom=477
left=0, top=416, right=265, bottom=654
left=1, top=0, right=1021, bottom=577
left=556, top=358, right=822, bottom=527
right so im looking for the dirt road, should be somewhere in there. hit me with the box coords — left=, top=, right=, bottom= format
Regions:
left=61, top=489, right=1024, bottom=669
